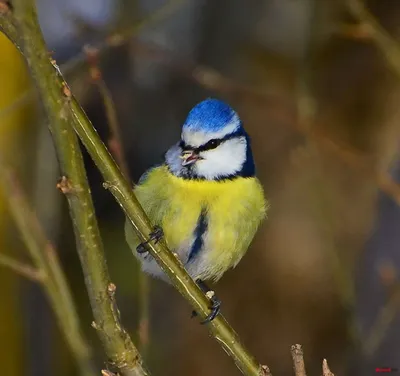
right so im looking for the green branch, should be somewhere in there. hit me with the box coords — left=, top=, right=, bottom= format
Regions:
left=70, top=94, right=268, bottom=376
left=0, top=2, right=149, bottom=376
left=0, top=2, right=270, bottom=375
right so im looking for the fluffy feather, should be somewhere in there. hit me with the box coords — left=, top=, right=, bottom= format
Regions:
left=125, top=98, right=267, bottom=282
left=125, top=166, right=267, bottom=281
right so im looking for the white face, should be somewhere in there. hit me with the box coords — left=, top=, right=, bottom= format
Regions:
left=165, top=134, right=248, bottom=180
left=195, top=136, right=247, bottom=179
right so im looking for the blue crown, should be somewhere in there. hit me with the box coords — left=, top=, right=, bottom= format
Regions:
left=182, top=98, right=240, bottom=133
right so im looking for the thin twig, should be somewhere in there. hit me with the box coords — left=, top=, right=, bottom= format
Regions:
left=83, top=44, right=151, bottom=356
left=346, top=0, right=400, bottom=78
left=0, top=3, right=149, bottom=376
left=83, top=45, right=131, bottom=180
left=290, top=344, right=307, bottom=376
left=61, top=0, right=187, bottom=77
left=0, top=158, right=95, bottom=376
left=0, top=254, right=45, bottom=281
left=0, top=0, right=187, bottom=133
left=322, top=359, right=335, bottom=376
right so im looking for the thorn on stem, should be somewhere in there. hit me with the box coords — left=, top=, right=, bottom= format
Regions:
left=103, top=181, right=115, bottom=190
left=101, top=370, right=117, bottom=376
left=91, top=321, right=99, bottom=330
left=49, top=57, right=63, bottom=76
left=206, top=290, right=215, bottom=300
left=56, top=176, right=73, bottom=194
left=62, top=82, right=72, bottom=98
left=322, top=359, right=335, bottom=376
left=259, top=364, right=272, bottom=376
left=107, top=282, right=117, bottom=297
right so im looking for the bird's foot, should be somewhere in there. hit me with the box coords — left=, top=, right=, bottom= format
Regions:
left=136, top=226, right=164, bottom=254
left=191, top=279, right=221, bottom=324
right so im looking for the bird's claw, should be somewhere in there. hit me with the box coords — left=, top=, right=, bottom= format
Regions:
left=201, top=296, right=221, bottom=324
left=136, top=226, right=164, bottom=254
left=191, top=279, right=221, bottom=324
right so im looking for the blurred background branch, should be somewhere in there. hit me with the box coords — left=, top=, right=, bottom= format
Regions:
left=1, top=1, right=270, bottom=376
left=0, top=158, right=96, bottom=376
left=83, top=43, right=150, bottom=356
left=1, top=1, right=150, bottom=375
left=1, top=0, right=400, bottom=375
left=346, top=0, right=400, bottom=78
left=0, top=253, right=44, bottom=281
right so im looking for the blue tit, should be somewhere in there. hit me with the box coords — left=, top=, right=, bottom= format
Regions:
left=125, top=98, right=267, bottom=289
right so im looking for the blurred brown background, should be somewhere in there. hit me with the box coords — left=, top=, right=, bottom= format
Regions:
left=1, top=0, right=400, bottom=375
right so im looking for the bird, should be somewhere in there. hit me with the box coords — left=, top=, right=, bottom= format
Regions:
left=125, top=98, right=267, bottom=322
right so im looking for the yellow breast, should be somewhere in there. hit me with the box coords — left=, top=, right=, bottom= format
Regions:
left=131, top=165, right=267, bottom=281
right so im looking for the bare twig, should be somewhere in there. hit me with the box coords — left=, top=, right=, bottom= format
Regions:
left=290, top=344, right=307, bottom=376
left=0, top=0, right=188, bottom=137
left=0, top=3, right=149, bottom=375
left=83, top=45, right=131, bottom=180
left=346, top=0, right=400, bottom=78
left=83, top=44, right=151, bottom=356
left=0, top=159, right=95, bottom=376
left=61, top=0, right=187, bottom=76
left=0, top=254, right=44, bottom=281
left=322, top=359, right=335, bottom=376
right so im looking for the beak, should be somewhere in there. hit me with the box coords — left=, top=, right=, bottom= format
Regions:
left=180, top=150, right=200, bottom=166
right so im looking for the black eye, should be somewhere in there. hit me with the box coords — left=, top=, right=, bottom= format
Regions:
left=205, top=139, right=220, bottom=150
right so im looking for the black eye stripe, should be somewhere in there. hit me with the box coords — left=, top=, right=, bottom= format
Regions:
left=197, top=139, right=222, bottom=152
left=179, top=129, right=246, bottom=153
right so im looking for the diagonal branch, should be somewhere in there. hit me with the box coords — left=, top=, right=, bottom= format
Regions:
left=0, top=2, right=271, bottom=376
left=0, top=2, right=149, bottom=376
left=70, top=36, right=268, bottom=376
